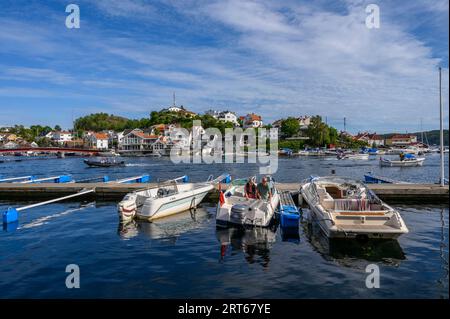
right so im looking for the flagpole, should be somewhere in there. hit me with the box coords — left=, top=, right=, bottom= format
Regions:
left=439, top=67, right=445, bottom=186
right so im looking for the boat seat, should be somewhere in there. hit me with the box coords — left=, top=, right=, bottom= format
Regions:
left=334, top=199, right=372, bottom=211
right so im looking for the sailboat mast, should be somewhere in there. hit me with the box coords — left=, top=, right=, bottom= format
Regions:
left=420, top=118, right=423, bottom=144
left=439, top=67, right=445, bottom=186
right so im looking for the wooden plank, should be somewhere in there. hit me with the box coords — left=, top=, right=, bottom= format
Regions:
left=0, top=182, right=448, bottom=203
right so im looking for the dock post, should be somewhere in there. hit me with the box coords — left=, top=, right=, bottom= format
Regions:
left=3, top=208, right=18, bottom=224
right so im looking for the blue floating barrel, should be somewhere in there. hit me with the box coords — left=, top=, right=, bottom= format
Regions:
left=3, top=220, right=18, bottom=232
left=280, top=204, right=300, bottom=228
left=3, top=207, right=18, bottom=224
left=221, top=174, right=231, bottom=184
left=103, top=176, right=109, bottom=183
left=136, top=175, right=150, bottom=183
left=182, top=175, right=189, bottom=183
left=55, top=175, right=72, bottom=183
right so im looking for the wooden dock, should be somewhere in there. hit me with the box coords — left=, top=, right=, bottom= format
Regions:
left=0, top=182, right=448, bottom=204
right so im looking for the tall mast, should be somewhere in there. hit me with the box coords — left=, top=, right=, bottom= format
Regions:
left=439, top=67, right=445, bottom=186
left=420, top=118, right=423, bottom=144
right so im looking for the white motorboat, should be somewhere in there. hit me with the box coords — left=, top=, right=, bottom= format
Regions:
left=216, top=177, right=280, bottom=227
left=379, top=156, right=425, bottom=167
left=337, top=153, right=369, bottom=160
left=301, top=176, right=409, bottom=239
left=118, top=174, right=229, bottom=222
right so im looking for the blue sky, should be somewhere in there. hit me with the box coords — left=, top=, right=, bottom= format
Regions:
left=0, top=0, right=448, bottom=133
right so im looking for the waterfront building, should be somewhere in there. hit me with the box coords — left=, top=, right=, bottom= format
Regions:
left=48, top=131, right=73, bottom=145
left=243, top=113, right=263, bottom=128
left=218, top=111, right=239, bottom=126
left=85, top=132, right=110, bottom=150
left=0, top=133, right=18, bottom=143
left=354, top=132, right=385, bottom=146
left=118, top=129, right=159, bottom=151
left=386, top=134, right=418, bottom=146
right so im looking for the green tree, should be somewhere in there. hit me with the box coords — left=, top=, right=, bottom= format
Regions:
left=281, top=117, right=300, bottom=137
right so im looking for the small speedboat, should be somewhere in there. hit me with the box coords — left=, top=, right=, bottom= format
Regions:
left=118, top=174, right=229, bottom=222
left=379, top=154, right=425, bottom=167
left=216, top=176, right=280, bottom=227
left=337, top=153, right=369, bottom=160
left=363, top=172, right=409, bottom=184
left=84, top=157, right=125, bottom=167
left=301, top=176, right=409, bottom=239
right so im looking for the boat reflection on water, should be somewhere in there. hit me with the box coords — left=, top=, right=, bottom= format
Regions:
left=216, top=224, right=278, bottom=267
left=118, top=206, right=212, bottom=243
left=304, top=212, right=406, bottom=266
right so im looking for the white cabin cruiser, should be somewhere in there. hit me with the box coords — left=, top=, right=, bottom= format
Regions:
left=337, top=152, right=369, bottom=160
left=380, top=155, right=425, bottom=167
left=216, top=177, right=280, bottom=227
left=118, top=174, right=229, bottom=222
left=301, top=176, right=409, bottom=239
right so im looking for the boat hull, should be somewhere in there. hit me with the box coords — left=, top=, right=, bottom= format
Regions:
left=137, top=186, right=212, bottom=221
left=380, top=158, right=425, bottom=167
left=216, top=185, right=280, bottom=228
left=301, top=177, right=409, bottom=240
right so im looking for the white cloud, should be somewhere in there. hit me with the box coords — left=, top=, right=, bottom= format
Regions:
left=0, top=0, right=447, bottom=132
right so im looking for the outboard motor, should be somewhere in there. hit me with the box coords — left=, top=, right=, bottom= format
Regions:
left=230, top=204, right=250, bottom=224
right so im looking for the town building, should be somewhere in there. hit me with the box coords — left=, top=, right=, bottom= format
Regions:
left=386, top=134, right=418, bottom=146
left=242, top=113, right=263, bottom=129
left=46, top=131, right=73, bottom=144
left=0, top=133, right=18, bottom=143
left=118, top=129, right=159, bottom=151
left=85, top=132, right=109, bottom=150
left=217, top=111, right=239, bottom=126
left=354, top=132, right=385, bottom=146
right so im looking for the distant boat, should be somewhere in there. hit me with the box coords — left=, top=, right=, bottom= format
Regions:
left=364, top=172, right=409, bottom=184
left=84, top=157, right=125, bottom=167
left=279, top=148, right=293, bottom=156
left=379, top=154, right=425, bottom=167
left=337, top=153, right=369, bottom=160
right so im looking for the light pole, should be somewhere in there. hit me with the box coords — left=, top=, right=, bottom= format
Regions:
left=439, top=67, right=445, bottom=186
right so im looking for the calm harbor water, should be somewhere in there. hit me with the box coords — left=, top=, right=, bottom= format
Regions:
left=0, top=153, right=448, bottom=298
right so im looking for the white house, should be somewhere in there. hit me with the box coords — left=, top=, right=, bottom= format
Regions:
left=243, top=113, right=263, bottom=129
left=119, top=129, right=158, bottom=151
left=218, top=111, right=239, bottom=126
left=205, top=109, right=221, bottom=118
left=2, top=141, right=18, bottom=149
left=85, top=132, right=109, bottom=150
left=50, top=131, right=72, bottom=144
left=167, top=106, right=184, bottom=112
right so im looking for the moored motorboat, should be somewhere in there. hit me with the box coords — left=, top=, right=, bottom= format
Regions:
left=379, top=154, right=425, bottom=167
left=363, top=172, right=409, bottom=184
left=216, top=176, right=280, bottom=227
left=337, top=152, right=369, bottom=160
left=301, top=176, right=409, bottom=239
left=118, top=174, right=229, bottom=222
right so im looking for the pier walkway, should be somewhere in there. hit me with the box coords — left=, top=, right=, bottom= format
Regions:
left=0, top=182, right=448, bottom=203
